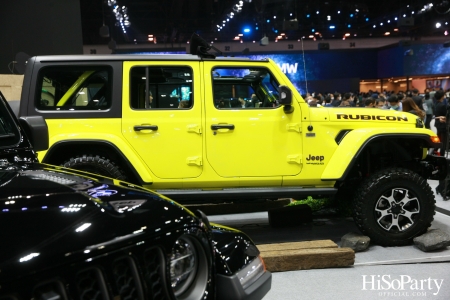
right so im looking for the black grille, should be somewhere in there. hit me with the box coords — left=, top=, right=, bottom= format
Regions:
left=33, top=280, right=67, bottom=300
left=112, top=257, right=143, bottom=300
left=76, top=268, right=108, bottom=300
left=143, top=248, right=167, bottom=300
left=2, top=247, right=169, bottom=300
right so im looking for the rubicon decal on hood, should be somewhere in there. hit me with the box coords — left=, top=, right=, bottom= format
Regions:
left=336, top=113, right=408, bottom=121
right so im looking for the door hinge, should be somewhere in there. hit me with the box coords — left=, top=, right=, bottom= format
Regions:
left=286, top=123, right=301, bottom=133
left=287, top=154, right=302, bottom=164
left=186, top=156, right=203, bottom=166
left=187, top=124, right=202, bottom=134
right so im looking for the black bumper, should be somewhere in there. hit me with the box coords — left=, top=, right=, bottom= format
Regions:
left=216, top=271, right=272, bottom=300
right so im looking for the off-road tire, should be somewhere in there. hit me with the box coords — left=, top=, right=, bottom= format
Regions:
left=353, top=167, right=435, bottom=246
left=62, top=154, right=128, bottom=181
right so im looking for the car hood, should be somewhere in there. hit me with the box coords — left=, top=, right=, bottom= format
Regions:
left=310, top=107, right=421, bottom=126
left=0, top=163, right=198, bottom=282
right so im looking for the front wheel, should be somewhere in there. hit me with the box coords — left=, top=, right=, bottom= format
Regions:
left=353, top=168, right=435, bottom=246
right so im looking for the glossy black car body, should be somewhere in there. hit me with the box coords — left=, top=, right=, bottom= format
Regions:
left=0, top=92, right=271, bottom=299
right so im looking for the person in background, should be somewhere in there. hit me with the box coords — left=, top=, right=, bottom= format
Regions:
left=423, top=92, right=434, bottom=129
left=411, top=88, right=424, bottom=110
left=402, top=97, right=425, bottom=120
left=331, top=92, right=341, bottom=107
left=376, top=98, right=388, bottom=109
left=433, top=90, right=447, bottom=157
left=388, top=95, right=401, bottom=111
left=178, top=100, right=190, bottom=108
left=323, top=95, right=332, bottom=107
left=238, top=97, right=246, bottom=108
left=396, top=93, right=404, bottom=110
left=434, top=90, right=449, bottom=197
left=364, top=97, right=376, bottom=107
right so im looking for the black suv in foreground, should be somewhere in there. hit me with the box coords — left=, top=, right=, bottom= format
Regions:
left=0, top=90, right=271, bottom=299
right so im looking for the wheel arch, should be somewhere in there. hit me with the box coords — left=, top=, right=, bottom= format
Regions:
left=322, top=133, right=439, bottom=182
left=41, top=140, right=144, bottom=184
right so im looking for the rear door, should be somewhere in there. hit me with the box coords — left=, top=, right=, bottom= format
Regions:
left=122, top=61, right=203, bottom=179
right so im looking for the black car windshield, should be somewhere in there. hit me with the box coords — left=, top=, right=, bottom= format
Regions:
left=0, top=92, right=20, bottom=147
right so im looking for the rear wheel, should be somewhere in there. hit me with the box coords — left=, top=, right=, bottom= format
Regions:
left=353, top=167, right=435, bottom=246
left=62, top=154, right=128, bottom=180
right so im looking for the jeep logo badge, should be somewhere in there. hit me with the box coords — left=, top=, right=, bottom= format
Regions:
left=306, top=155, right=324, bottom=161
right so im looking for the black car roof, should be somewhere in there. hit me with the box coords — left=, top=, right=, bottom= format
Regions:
left=32, top=54, right=267, bottom=63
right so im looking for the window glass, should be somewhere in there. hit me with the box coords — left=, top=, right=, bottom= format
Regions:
left=130, top=66, right=193, bottom=109
left=0, top=97, right=20, bottom=147
left=212, top=67, right=280, bottom=109
left=36, top=66, right=112, bottom=111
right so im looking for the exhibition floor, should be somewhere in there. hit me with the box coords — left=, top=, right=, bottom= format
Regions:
left=209, top=184, right=450, bottom=300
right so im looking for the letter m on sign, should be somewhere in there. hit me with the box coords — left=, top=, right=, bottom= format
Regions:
left=277, top=63, right=298, bottom=74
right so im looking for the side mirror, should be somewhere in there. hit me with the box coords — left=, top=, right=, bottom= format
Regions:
left=19, top=116, right=49, bottom=152
left=278, top=85, right=294, bottom=114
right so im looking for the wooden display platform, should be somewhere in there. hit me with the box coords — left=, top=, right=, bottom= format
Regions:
left=258, top=240, right=355, bottom=272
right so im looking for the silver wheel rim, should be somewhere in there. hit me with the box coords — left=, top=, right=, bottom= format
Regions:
left=375, top=188, right=420, bottom=232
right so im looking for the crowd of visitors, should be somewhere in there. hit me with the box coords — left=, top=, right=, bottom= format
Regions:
left=305, top=87, right=450, bottom=197
left=304, top=87, right=450, bottom=129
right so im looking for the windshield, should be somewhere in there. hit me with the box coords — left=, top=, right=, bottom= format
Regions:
left=0, top=92, right=20, bottom=147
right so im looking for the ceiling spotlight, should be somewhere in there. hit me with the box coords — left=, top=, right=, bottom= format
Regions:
left=436, top=22, right=442, bottom=28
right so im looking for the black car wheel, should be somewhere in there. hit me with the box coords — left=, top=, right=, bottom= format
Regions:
left=62, top=154, right=128, bottom=180
left=353, top=167, right=435, bottom=246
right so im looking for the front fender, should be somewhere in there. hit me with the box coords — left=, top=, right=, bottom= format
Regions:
left=321, top=128, right=438, bottom=181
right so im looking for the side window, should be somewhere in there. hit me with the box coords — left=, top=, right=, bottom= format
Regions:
left=0, top=97, right=20, bottom=147
left=212, top=67, right=281, bottom=109
left=130, top=66, right=193, bottom=109
left=36, top=66, right=112, bottom=111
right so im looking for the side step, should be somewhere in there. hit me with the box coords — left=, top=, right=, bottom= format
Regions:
left=155, top=187, right=337, bottom=203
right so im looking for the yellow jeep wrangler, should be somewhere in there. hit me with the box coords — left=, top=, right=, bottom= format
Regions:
left=17, top=35, right=447, bottom=246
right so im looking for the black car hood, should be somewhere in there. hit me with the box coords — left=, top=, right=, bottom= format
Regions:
left=0, top=163, right=199, bottom=283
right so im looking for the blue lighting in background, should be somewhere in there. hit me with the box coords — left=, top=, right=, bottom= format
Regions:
left=256, top=26, right=259, bottom=30
left=306, top=14, right=310, bottom=18
left=348, top=24, right=351, bottom=28
left=329, top=25, right=335, bottom=29
left=312, top=29, right=315, bottom=32
left=366, top=18, right=369, bottom=21
left=350, top=14, right=354, bottom=17
left=243, top=28, right=251, bottom=33
left=267, top=19, right=270, bottom=23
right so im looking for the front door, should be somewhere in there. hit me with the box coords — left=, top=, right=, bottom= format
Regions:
left=203, top=62, right=303, bottom=180
left=122, top=61, right=203, bottom=179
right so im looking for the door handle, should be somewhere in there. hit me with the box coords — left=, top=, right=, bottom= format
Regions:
left=134, top=125, right=158, bottom=131
left=211, top=124, right=235, bottom=130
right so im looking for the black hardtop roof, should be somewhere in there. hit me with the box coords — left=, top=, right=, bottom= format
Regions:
left=32, top=54, right=267, bottom=63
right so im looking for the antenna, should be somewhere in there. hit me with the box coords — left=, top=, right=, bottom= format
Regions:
left=300, top=37, right=309, bottom=95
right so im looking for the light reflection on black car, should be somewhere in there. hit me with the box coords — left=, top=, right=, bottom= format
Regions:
left=0, top=91, right=271, bottom=300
